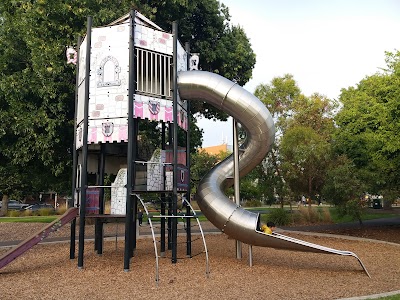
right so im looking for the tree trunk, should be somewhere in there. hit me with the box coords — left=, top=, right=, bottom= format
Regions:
left=1, top=194, right=9, bottom=216
left=270, top=150, right=285, bottom=209
left=308, top=175, right=312, bottom=208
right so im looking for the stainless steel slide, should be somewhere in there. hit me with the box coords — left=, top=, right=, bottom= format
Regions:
left=178, top=71, right=370, bottom=277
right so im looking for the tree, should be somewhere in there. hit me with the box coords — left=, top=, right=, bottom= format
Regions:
left=288, top=93, right=337, bottom=138
left=254, top=76, right=337, bottom=206
left=146, top=0, right=256, bottom=120
left=322, top=155, right=365, bottom=205
left=280, top=126, right=331, bottom=202
left=253, top=74, right=301, bottom=205
left=254, top=74, right=301, bottom=132
left=0, top=0, right=255, bottom=202
left=190, top=149, right=229, bottom=195
left=334, top=50, right=400, bottom=198
left=239, top=164, right=265, bottom=203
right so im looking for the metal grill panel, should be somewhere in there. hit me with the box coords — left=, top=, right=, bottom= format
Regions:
left=136, top=48, right=172, bottom=98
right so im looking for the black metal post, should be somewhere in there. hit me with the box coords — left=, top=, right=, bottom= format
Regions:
left=78, top=16, right=92, bottom=269
left=70, top=35, right=81, bottom=260
left=167, top=123, right=173, bottom=251
left=95, top=143, right=106, bottom=254
left=124, top=10, right=136, bottom=271
left=160, top=123, right=166, bottom=255
left=184, top=42, right=192, bottom=257
left=131, top=119, right=139, bottom=255
left=171, top=21, right=178, bottom=263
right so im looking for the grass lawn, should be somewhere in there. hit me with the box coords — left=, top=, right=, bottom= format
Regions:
left=0, top=216, right=58, bottom=223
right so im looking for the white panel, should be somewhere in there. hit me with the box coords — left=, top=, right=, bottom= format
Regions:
left=78, top=35, right=87, bottom=85
left=134, top=24, right=173, bottom=55
left=146, top=150, right=164, bottom=191
left=87, top=117, right=129, bottom=144
left=75, top=122, right=84, bottom=150
left=89, top=24, right=130, bottom=121
left=76, top=35, right=88, bottom=129
left=76, top=81, right=85, bottom=125
left=177, top=42, right=188, bottom=72
left=111, top=168, right=127, bottom=215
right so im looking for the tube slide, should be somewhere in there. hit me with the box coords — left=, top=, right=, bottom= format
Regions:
left=178, top=71, right=369, bottom=277
left=0, top=207, right=78, bottom=270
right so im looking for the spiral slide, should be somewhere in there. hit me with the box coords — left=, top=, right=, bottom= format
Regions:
left=0, top=207, right=78, bottom=270
left=178, top=71, right=370, bottom=277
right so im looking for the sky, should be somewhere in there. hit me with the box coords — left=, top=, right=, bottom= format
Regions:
left=197, top=0, right=400, bottom=147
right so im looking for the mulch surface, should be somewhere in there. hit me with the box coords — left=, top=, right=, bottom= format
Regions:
left=0, top=217, right=399, bottom=300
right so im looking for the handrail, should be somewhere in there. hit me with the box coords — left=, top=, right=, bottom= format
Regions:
left=134, top=194, right=210, bottom=283
left=182, top=198, right=210, bottom=277
left=136, top=194, right=160, bottom=285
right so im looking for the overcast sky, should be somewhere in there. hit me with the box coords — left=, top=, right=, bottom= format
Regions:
left=197, top=0, right=400, bottom=147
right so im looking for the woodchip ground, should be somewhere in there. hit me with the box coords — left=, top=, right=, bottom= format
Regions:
left=0, top=221, right=399, bottom=300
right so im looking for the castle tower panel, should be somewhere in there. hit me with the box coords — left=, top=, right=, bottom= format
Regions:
left=134, top=23, right=173, bottom=55
left=146, top=150, right=166, bottom=191
left=111, top=168, right=127, bottom=215
left=76, top=35, right=87, bottom=126
left=76, top=13, right=190, bottom=150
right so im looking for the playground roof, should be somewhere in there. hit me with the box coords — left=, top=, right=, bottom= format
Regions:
left=108, top=11, right=164, bottom=32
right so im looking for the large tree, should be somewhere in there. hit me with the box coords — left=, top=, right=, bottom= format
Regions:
left=253, top=74, right=301, bottom=205
left=0, top=0, right=256, bottom=201
left=141, top=0, right=256, bottom=120
left=190, top=149, right=229, bottom=195
left=280, top=125, right=331, bottom=201
left=333, top=51, right=400, bottom=199
left=255, top=76, right=337, bottom=205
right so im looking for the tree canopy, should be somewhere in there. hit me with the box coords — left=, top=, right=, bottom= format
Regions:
left=333, top=51, right=400, bottom=199
left=0, top=0, right=256, bottom=199
left=253, top=51, right=400, bottom=207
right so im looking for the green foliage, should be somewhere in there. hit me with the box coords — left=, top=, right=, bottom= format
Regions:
left=0, top=0, right=255, bottom=199
left=334, top=50, right=400, bottom=196
left=266, top=208, right=291, bottom=226
left=280, top=126, right=331, bottom=198
left=255, top=74, right=301, bottom=123
left=7, top=210, right=21, bottom=217
left=289, top=93, right=337, bottom=138
left=293, top=206, right=332, bottom=224
left=242, top=199, right=262, bottom=207
left=190, top=150, right=224, bottom=194
left=37, top=208, right=54, bottom=216
left=255, top=76, right=337, bottom=206
left=213, top=26, right=256, bottom=85
left=0, top=0, right=125, bottom=197
left=322, top=155, right=366, bottom=205
left=335, top=199, right=367, bottom=225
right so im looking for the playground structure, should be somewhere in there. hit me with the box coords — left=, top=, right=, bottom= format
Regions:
left=71, top=11, right=203, bottom=274
left=0, top=11, right=370, bottom=279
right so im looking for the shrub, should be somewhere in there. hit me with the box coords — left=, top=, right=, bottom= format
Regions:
left=243, top=199, right=262, bottom=207
left=267, top=208, right=291, bottom=226
left=320, top=207, right=332, bottom=223
left=57, top=207, right=67, bottom=215
left=104, top=201, right=111, bottom=214
left=21, top=210, right=33, bottom=217
left=336, top=199, right=366, bottom=224
left=38, top=208, right=54, bottom=216
left=7, top=210, right=21, bottom=217
left=294, top=206, right=333, bottom=224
